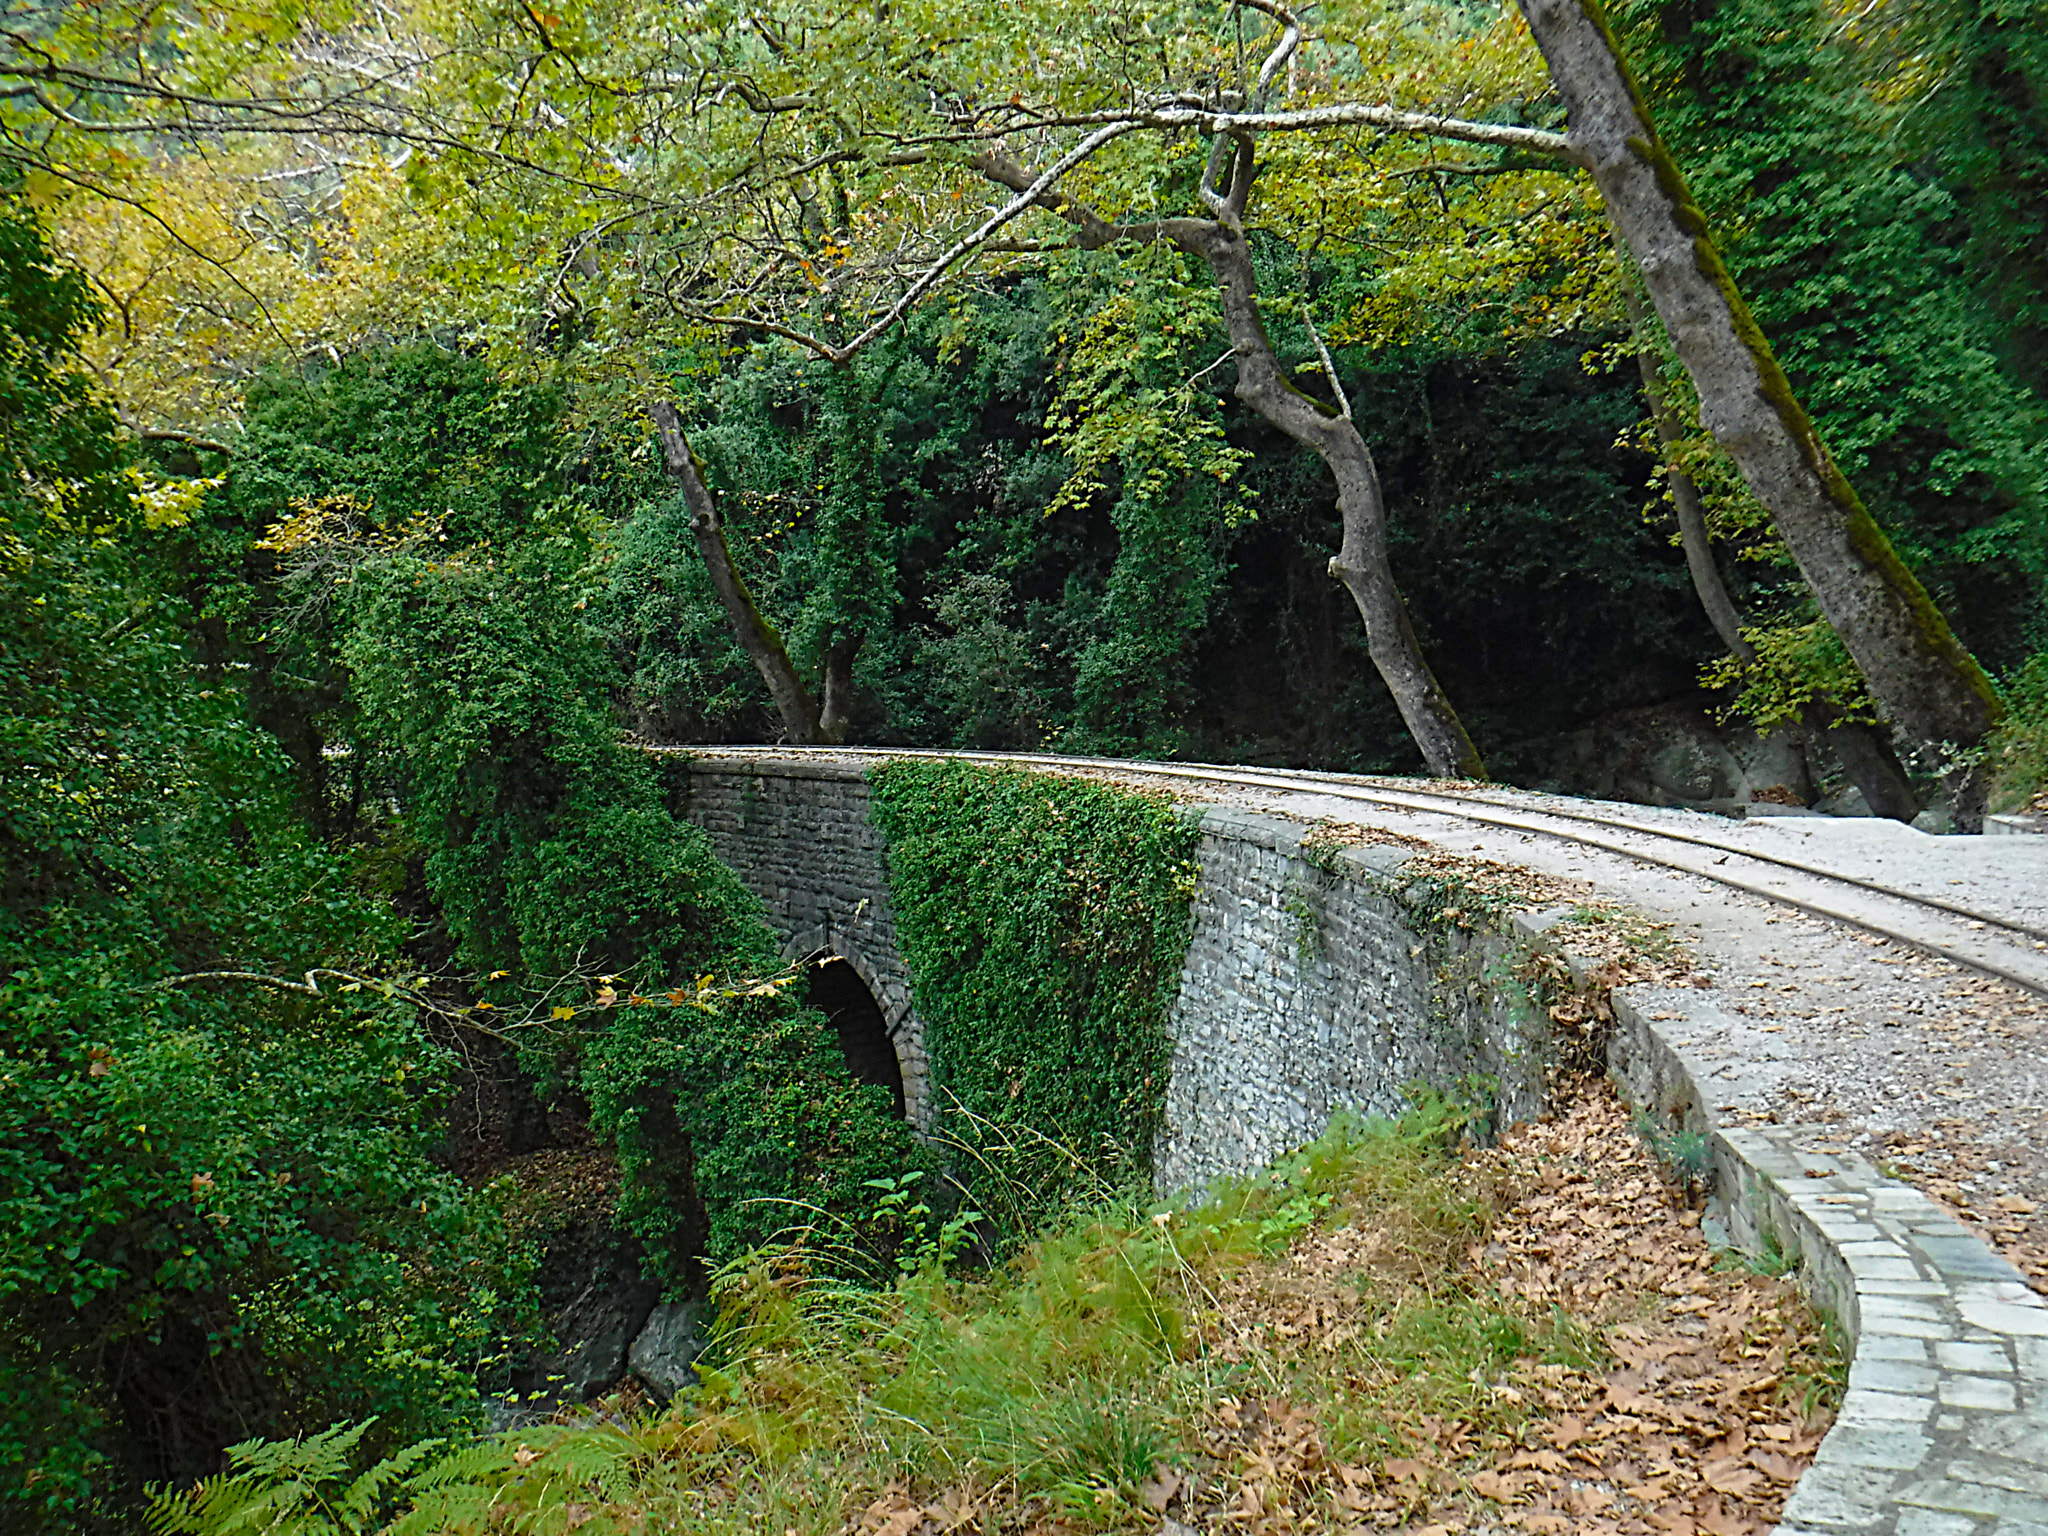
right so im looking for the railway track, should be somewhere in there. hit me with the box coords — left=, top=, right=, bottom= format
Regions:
left=674, top=745, right=2048, bottom=1000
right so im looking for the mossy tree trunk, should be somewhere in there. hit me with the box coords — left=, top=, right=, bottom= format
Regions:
left=1613, top=244, right=1922, bottom=821
left=649, top=398, right=830, bottom=744
left=1521, top=0, right=2002, bottom=824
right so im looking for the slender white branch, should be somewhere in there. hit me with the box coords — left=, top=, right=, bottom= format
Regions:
left=1035, top=102, right=1575, bottom=161
left=1198, top=131, right=1236, bottom=222
left=1237, top=0, right=1303, bottom=108
left=829, top=118, right=1144, bottom=359
left=1186, top=347, right=1238, bottom=386
left=1300, top=296, right=1351, bottom=421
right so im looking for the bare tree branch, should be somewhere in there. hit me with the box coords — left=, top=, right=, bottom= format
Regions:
left=135, top=424, right=237, bottom=456
left=1103, top=102, right=1575, bottom=160
left=1299, top=296, right=1351, bottom=421
left=823, top=119, right=1144, bottom=361
left=1237, top=0, right=1303, bottom=107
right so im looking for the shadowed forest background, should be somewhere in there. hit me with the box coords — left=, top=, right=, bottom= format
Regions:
left=2, top=0, right=2046, bottom=1525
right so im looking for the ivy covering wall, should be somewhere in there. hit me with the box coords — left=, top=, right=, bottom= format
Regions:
left=867, top=760, right=1200, bottom=1210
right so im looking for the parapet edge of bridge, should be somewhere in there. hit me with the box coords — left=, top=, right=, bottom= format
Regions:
left=1547, top=933, right=2048, bottom=1534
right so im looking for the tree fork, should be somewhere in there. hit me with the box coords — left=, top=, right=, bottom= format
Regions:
left=1168, top=180, right=1485, bottom=780
left=1519, top=0, right=2001, bottom=824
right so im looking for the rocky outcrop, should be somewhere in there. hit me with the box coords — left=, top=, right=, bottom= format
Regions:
left=504, top=1216, right=659, bottom=1416
left=628, top=1301, right=711, bottom=1404
left=1497, top=701, right=1818, bottom=814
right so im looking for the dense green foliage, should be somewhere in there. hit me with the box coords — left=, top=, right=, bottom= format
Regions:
left=1623, top=0, right=2048, bottom=678
left=143, top=1096, right=1519, bottom=1536
left=1903, top=0, right=2048, bottom=398
left=582, top=989, right=918, bottom=1276
left=185, top=346, right=782, bottom=981
left=0, top=212, right=530, bottom=1527
left=183, top=345, right=921, bottom=1285
left=0, top=310, right=926, bottom=1522
left=1989, top=653, right=2048, bottom=812
left=8, top=0, right=2048, bottom=1514
left=613, top=286, right=1719, bottom=767
left=868, top=760, right=1199, bottom=1215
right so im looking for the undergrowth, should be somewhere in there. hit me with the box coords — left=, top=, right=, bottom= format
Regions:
left=1989, top=652, right=2048, bottom=814
left=147, top=1094, right=1515, bottom=1534
left=147, top=1086, right=1844, bottom=1536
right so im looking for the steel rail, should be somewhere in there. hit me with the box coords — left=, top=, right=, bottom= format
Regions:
left=1163, top=758, right=2048, bottom=943
left=670, top=746, right=2048, bottom=1000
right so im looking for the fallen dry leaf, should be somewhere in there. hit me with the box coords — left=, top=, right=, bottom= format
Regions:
left=808, top=1080, right=1836, bottom=1536
left=1139, top=1470, right=1180, bottom=1512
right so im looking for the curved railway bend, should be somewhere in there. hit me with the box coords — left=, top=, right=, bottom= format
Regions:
left=673, top=746, right=2048, bottom=1291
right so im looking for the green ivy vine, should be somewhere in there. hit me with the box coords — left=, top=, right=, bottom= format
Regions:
left=867, top=760, right=1199, bottom=1220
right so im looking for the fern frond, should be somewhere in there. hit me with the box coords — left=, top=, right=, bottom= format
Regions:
left=404, top=1435, right=522, bottom=1489
left=144, top=1467, right=340, bottom=1536
left=229, top=1417, right=375, bottom=1486
left=337, top=1436, right=446, bottom=1524
left=386, top=1483, right=502, bottom=1536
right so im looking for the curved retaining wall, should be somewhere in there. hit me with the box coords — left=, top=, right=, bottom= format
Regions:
left=1159, top=806, right=1549, bottom=1190
left=672, top=752, right=2048, bottom=1536
left=1604, top=979, right=2048, bottom=1536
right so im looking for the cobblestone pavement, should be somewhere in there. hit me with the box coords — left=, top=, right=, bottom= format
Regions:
left=1709, top=1122, right=2048, bottom=1536
left=1596, top=973, right=2048, bottom=1535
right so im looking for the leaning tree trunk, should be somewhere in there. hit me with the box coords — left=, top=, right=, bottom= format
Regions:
left=1173, top=220, right=1488, bottom=780
left=649, top=399, right=825, bottom=744
left=1520, top=0, right=2001, bottom=826
left=1614, top=252, right=1922, bottom=821
left=966, top=137, right=1481, bottom=776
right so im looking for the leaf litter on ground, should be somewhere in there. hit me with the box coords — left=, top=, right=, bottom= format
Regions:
left=721, top=1080, right=1837, bottom=1535
left=1127, top=1080, right=1837, bottom=1536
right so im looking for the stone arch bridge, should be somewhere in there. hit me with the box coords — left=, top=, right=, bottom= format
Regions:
left=672, top=750, right=1553, bottom=1191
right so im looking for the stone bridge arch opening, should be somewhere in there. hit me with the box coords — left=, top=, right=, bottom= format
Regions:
left=804, top=954, right=907, bottom=1119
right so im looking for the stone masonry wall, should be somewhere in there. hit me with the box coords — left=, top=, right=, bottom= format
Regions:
left=676, top=760, right=932, bottom=1126
left=1156, top=808, right=1552, bottom=1192
left=673, top=758, right=1552, bottom=1188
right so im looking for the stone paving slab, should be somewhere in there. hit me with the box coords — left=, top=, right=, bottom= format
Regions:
left=1597, top=978, right=2048, bottom=1535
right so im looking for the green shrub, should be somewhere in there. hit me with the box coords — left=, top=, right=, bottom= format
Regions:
left=1989, top=653, right=2048, bottom=814
left=326, top=527, right=922, bottom=1292
left=582, top=985, right=923, bottom=1277
left=144, top=1099, right=1502, bottom=1535
left=218, top=355, right=918, bottom=1290
left=0, top=209, right=530, bottom=1528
